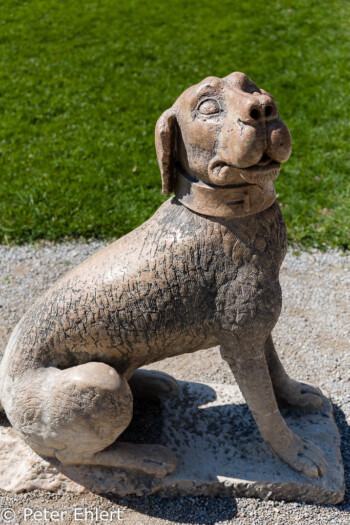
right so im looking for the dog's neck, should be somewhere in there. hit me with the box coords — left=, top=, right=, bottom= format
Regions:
left=174, top=168, right=277, bottom=218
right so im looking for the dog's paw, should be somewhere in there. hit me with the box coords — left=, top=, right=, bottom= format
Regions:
left=134, top=444, right=179, bottom=477
left=276, top=379, right=323, bottom=410
left=143, top=370, right=178, bottom=395
left=128, top=369, right=178, bottom=400
left=273, top=434, right=327, bottom=478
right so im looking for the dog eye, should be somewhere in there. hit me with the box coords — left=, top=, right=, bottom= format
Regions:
left=197, top=98, right=220, bottom=115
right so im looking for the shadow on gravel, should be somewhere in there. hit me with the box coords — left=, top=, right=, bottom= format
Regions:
left=333, top=404, right=350, bottom=513
left=103, top=493, right=238, bottom=524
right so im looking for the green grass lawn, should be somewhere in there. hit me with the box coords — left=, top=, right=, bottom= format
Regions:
left=0, top=0, right=349, bottom=249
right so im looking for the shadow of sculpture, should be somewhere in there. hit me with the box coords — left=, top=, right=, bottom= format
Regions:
left=101, top=382, right=348, bottom=523
left=104, top=493, right=238, bottom=524
left=332, top=404, right=350, bottom=513
left=0, top=379, right=346, bottom=511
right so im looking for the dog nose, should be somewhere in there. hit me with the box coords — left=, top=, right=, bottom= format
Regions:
left=240, top=95, right=278, bottom=125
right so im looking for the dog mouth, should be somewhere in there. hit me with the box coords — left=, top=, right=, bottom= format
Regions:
left=209, top=154, right=281, bottom=185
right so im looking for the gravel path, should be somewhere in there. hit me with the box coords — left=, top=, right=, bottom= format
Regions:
left=0, top=242, right=349, bottom=524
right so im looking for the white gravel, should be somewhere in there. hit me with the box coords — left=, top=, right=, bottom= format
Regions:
left=0, top=241, right=349, bottom=524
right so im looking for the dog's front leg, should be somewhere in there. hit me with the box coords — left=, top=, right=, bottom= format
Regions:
left=220, top=343, right=327, bottom=478
left=264, top=335, right=323, bottom=410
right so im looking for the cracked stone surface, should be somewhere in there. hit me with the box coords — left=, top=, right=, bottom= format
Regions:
left=0, top=244, right=348, bottom=524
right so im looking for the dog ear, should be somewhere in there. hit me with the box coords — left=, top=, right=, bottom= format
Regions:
left=155, top=108, right=177, bottom=195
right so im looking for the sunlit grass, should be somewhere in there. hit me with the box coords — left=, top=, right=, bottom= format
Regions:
left=0, top=0, right=349, bottom=248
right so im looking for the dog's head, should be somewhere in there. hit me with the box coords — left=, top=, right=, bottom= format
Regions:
left=155, top=72, right=292, bottom=194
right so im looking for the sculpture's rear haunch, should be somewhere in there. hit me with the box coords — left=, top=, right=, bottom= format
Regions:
left=0, top=72, right=327, bottom=479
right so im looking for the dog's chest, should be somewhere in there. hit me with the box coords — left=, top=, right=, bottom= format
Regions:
left=203, top=221, right=285, bottom=339
left=147, top=199, right=287, bottom=339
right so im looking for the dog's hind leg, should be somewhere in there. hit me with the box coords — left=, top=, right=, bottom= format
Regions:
left=264, top=334, right=323, bottom=410
left=2, top=362, right=177, bottom=477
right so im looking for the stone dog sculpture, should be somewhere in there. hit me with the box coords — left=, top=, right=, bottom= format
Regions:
left=0, top=72, right=327, bottom=479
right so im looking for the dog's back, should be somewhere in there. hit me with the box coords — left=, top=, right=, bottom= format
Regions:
left=0, top=197, right=286, bottom=384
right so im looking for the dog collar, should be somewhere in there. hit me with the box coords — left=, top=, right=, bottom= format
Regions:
left=174, top=169, right=277, bottom=218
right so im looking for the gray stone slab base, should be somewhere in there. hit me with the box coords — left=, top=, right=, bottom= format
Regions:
left=0, top=381, right=345, bottom=504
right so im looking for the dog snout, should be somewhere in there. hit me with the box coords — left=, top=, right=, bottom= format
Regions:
left=238, top=94, right=279, bottom=126
left=218, top=90, right=291, bottom=171
left=219, top=123, right=265, bottom=170
left=265, top=118, right=292, bottom=163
